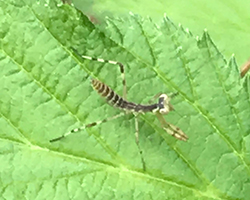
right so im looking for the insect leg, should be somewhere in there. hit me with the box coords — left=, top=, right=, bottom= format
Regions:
left=134, top=114, right=146, bottom=171
left=71, top=47, right=127, bottom=100
left=155, top=112, right=188, bottom=141
left=50, top=112, right=125, bottom=142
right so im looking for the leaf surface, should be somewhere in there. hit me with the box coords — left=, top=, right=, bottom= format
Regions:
left=0, top=1, right=249, bottom=200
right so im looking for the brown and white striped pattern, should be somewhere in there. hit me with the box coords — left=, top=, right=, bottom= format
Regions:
left=81, top=55, right=127, bottom=100
left=91, top=79, right=158, bottom=113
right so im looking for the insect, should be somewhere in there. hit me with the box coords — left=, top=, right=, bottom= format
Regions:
left=50, top=48, right=188, bottom=170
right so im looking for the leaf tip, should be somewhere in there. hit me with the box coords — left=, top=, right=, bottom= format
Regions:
left=176, top=46, right=182, bottom=53
left=129, top=11, right=134, bottom=16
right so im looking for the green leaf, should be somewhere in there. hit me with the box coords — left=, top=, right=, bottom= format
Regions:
left=0, top=1, right=249, bottom=200
left=76, top=0, right=250, bottom=65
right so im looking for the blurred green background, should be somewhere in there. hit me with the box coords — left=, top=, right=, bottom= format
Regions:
left=73, top=0, right=250, bottom=67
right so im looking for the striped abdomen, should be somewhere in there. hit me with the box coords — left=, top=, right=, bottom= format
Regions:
left=91, top=79, right=158, bottom=113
